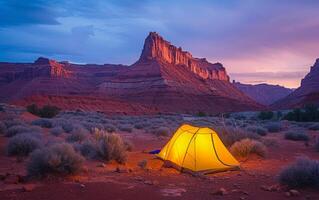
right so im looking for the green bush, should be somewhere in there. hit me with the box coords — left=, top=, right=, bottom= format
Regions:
left=27, top=143, right=84, bottom=178
left=230, top=139, right=267, bottom=158
left=258, top=111, right=274, bottom=120
left=279, top=157, right=319, bottom=188
left=6, top=133, right=42, bottom=156
left=66, top=129, right=88, bottom=143
left=284, top=131, right=309, bottom=141
left=197, top=111, right=207, bottom=117
left=27, top=104, right=60, bottom=118
left=118, top=124, right=132, bottom=133
left=284, top=105, right=319, bottom=122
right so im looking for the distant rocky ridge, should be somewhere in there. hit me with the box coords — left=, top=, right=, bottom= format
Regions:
left=233, top=81, right=293, bottom=105
left=272, top=58, right=319, bottom=109
left=0, top=32, right=262, bottom=114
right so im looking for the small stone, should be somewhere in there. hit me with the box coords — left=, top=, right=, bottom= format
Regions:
left=260, top=185, right=270, bottom=191
left=98, top=163, right=106, bottom=168
left=23, top=184, right=36, bottom=192
left=144, top=180, right=153, bottom=185
left=211, top=188, right=227, bottom=195
left=239, top=197, right=246, bottom=200
left=79, top=184, right=85, bottom=188
left=285, top=192, right=291, bottom=197
left=115, top=166, right=129, bottom=173
left=289, top=189, right=300, bottom=196
left=152, top=180, right=159, bottom=185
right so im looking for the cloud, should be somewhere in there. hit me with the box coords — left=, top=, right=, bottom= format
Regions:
left=1, top=0, right=319, bottom=87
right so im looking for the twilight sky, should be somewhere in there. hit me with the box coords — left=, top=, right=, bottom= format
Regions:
left=1, top=0, right=319, bottom=88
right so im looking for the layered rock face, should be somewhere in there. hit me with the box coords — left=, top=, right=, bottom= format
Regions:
left=139, top=32, right=229, bottom=81
left=272, top=59, right=319, bottom=109
left=233, top=81, right=293, bottom=105
left=0, top=32, right=262, bottom=114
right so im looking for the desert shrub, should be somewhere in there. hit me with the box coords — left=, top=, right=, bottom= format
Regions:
left=230, top=139, right=267, bottom=158
left=50, top=127, right=64, bottom=136
left=27, top=143, right=84, bottom=178
left=5, top=125, right=39, bottom=137
left=246, top=125, right=268, bottom=136
left=66, top=129, right=88, bottom=143
left=309, top=123, right=319, bottom=131
left=218, top=127, right=260, bottom=147
left=264, top=122, right=282, bottom=133
left=261, top=138, right=278, bottom=147
left=279, top=157, right=319, bottom=188
left=0, top=121, right=6, bottom=135
left=79, top=129, right=127, bottom=163
left=104, top=124, right=116, bottom=133
left=3, top=118, right=26, bottom=128
left=315, top=139, right=319, bottom=152
left=31, top=119, right=52, bottom=128
left=27, top=104, right=60, bottom=118
left=153, top=127, right=170, bottom=136
left=53, top=119, right=74, bottom=133
left=284, top=131, right=309, bottom=141
left=134, top=123, right=144, bottom=129
left=258, top=111, right=274, bottom=120
left=118, top=124, right=132, bottom=133
left=6, top=133, right=42, bottom=156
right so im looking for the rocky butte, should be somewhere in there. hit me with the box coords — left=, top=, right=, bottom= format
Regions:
left=0, top=32, right=262, bottom=114
left=272, top=58, right=319, bottom=109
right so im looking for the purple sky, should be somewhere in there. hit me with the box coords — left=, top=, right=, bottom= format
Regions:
left=1, top=0, right=319, bottom=88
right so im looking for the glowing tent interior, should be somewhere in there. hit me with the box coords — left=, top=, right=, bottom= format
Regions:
left=157, top=124, right=240, bottom=173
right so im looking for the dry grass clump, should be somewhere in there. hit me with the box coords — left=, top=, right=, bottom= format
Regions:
left=279, top=157, right=319, bottom=188
left=27, top=143, right=84, bottom=178
left=230, top=139, right=267, bottom=158
left=6, top=133, right=42, bottom=156
left=79, top=129, right=127, bottom=163
left=217, top=126, right=260, bottom=147
left=153, top=127, right=170, bottom=136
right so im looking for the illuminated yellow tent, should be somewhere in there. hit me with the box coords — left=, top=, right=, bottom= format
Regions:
left=158, top=124, right=239, bottom=173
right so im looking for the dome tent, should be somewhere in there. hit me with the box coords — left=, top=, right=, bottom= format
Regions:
left=157, top=124, right=240, bottom=173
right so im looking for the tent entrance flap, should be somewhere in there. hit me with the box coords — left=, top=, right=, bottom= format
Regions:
left=157, top=124, right=240, bottom=173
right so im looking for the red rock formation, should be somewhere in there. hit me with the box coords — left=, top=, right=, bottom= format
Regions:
left=272, top=58, right=319, bottom=109
left=0, top=32, right=262, bottom=114
left=138, top=32, right=229, bottom=81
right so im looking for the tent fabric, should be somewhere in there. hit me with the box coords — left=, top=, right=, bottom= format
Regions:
left=157, top=124, right=240, bottom=173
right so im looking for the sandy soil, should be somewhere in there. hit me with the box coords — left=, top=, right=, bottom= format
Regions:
left=0, top=123, right=319, bottom=200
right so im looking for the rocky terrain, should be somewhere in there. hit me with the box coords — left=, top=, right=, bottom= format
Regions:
left=0, top=32, right=261, bottom=114
left=233, top=81, right=293, bottom=105
left=272, top=59, right=319, bottom=109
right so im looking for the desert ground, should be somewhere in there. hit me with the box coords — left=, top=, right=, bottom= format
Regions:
left=0, top=104, right=319, bottom=200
